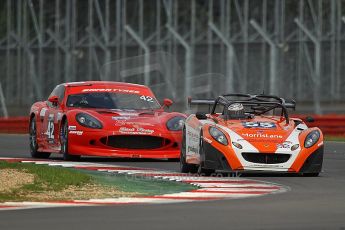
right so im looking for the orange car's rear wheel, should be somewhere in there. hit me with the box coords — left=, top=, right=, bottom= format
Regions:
left=60, top=120, right=80, bottom=161
left=29, top=117, right=51, bottom=159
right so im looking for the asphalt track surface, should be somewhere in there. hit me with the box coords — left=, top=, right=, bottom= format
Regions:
left=0, top=134, right=344, bottom=230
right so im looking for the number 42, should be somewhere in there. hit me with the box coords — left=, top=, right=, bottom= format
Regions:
left=140, top=95, right=154, bottom=102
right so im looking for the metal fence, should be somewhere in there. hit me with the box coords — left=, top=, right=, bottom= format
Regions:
left=1, top=0, right=345, bottom=115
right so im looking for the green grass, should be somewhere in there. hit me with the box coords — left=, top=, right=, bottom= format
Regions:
left=0, top=161, right=92, bottom=191
left=324, top=135, right=345, bottom=142
left=0, top=162, right=198, bottom=202
left=84, top=170, right=197, bottom=196
left=0, top=161, right=92, bottom=202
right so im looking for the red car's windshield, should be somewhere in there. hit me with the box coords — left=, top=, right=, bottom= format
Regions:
left=66, top=92, right=161, bottom=110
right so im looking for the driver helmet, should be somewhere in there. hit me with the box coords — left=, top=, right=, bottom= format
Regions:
left=227, top=103, right=245, bottom=119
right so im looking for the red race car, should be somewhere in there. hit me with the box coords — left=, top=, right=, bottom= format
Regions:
left=29, top=81, right=186, bottom=160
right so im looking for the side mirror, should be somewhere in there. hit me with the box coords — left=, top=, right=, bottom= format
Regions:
left=305, top=116, right=315, bottom=123
left=163, top=98, right=173, bottom=108
left=196, top=112, right=207, bottom=120
left=48, top=95, right=59, bottom=105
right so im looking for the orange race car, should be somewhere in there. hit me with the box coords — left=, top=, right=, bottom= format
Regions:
left=180, top=94, right=324, bottom=176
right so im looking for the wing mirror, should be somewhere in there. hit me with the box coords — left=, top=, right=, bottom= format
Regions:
left=305, top=116, right=315, bottom=123
left=196, top=112, right=207, bottom=120
left=162, top=98, right=173, bottom=108
left=48, top=95, right=59, bottom=105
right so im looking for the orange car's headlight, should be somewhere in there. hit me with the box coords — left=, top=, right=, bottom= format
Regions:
left=304, top=130, right=320, bottom=148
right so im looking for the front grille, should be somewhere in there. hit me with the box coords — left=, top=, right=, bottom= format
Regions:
left=242, top=152, right=291, bottom=164
left=100, top=135, right=171, bottom=149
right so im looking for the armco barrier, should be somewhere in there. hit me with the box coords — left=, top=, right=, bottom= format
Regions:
left=0, top=115, right=344, bottom=136
left=0, top=117, right=28, bottom=134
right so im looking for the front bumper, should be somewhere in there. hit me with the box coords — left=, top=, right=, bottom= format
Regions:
left=203, top=141, right=324, bottom=173
left=67, top=130, right=181, bottom=159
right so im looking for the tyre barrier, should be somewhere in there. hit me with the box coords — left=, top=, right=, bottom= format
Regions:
left=0, top=115, right=344, bottom=136
left=292, top=114, right=345, bottom=136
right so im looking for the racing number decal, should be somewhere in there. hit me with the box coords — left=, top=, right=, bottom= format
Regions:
left=47, top=121, right=54, bottom=139
left=140, top=95, right=154, bottom=102
left=242, top=122, right=276, bottom=129
left=46, top=114, right=55, bottom=139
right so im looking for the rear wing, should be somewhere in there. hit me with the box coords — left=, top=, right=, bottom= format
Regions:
left=188, top=97, right=215, bottom=113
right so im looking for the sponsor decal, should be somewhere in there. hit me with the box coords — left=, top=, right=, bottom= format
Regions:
left=82, top=88, right=140, bottom=94
left=112, top=116, right=130, bottom=120
left=188, top=146, right=198, bottom=155
left=277, top=143, right=291, bottom=149
left=187, top=130, right=199, bottom=139
left=242, top=133, right=283, bottom=139
left=114, top=121, right=155, bottom=126
left=249, top=164, right=285, bottom=168
left=119, top=127, right=154, bottom=135
left=68, top=126, right=77, bottom=131
left=277, top=142, right=292, bottom=149
left=39, top=108, right=47, bottom=118
left=69, top=130, right=83, bottom=135
left=57, top=112, right=63, bottom=121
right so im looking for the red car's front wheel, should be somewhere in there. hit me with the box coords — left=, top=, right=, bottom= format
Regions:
left=60, top=120, right=80, bottom=161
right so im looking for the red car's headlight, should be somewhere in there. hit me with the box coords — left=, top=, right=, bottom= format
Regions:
left=76, top=113, right=103, bottom=129
left=166, top=116, right=185, bottom=131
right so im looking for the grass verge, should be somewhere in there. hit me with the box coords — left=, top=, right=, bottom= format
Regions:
left=324, top=135, right=345, bottom=142
left=0, top=161, right=197, bottom=202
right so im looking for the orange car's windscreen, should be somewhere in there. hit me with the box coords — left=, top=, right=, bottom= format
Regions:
left=66, top=92, right=161, bottom=110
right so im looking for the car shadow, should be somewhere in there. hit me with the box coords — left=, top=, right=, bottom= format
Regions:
left=49, top=156, right=179, bottom=163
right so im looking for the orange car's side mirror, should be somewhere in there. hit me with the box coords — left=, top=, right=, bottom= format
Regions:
left=305, top=116, right=315, bottom=123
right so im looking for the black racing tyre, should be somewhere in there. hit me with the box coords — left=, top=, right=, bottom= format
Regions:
left=60, top=120, right=80, bottom=161
left=197, top=131, right=215, bottom=176
left=197, top=166, right=215, bottom=177
left=29, top=117, right=51, bottom=159
left=180, top=128, right=198, bottom=173
left=302, top=172, right=320, bottom=177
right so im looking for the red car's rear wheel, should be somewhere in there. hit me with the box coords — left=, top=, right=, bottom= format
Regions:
left=29, top=117, right=51, bottom=159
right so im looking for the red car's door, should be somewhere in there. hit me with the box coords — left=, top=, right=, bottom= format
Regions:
left=42, top=85, right=66, bottom=153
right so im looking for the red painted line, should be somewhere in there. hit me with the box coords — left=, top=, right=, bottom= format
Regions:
left=189, top=190, right=269, bottom=195
left=0, top=159, right=24, bottom=163
left=148, top=196, right=219, bottom=201
left=0, top=205, right=20, bottom=208
left=73, top=166, right=152, bottom=171
left=139, top=173, right=190, bottom=177
left=183, top=180, right=262, bottom=184
left=49, top=200, right=141, bottom=206
left=0, top=158, right=53, bottom=162
left=200, top=186, right=281, bottom=190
